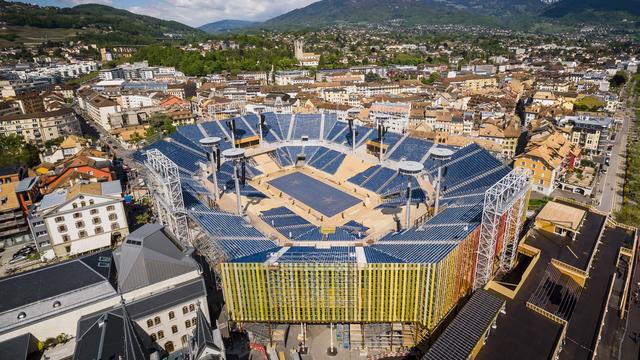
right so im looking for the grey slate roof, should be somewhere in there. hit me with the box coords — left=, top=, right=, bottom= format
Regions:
left=100, top=180, right=122, bottom=196
left=76, top=279, right=206, bottom=337
left=39, top=188, right=68, bottom=210
left=422, top=289, right=505, bottom=360
left=113, top=223, right=199, bottom=293
left=0, top=333, right=41, bottom=360
left=193, top=304, right=218, bottom=357
left=15, top=176, right=39, bottom=193
left=0, top=250, right=117, bottom=335
left=73, top=301, right=148, bottom=360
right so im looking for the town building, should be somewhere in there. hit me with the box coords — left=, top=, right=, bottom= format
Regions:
left=29, top=180, right=127, bottom=259
left=0, top=108, right=81, bottom=146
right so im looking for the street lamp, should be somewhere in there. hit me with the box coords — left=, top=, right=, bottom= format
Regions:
left=399, top=160, right=424, bottom=229
left=199, top=136, right=221, bottom=201
left=222, top=147, right=246, bottom=215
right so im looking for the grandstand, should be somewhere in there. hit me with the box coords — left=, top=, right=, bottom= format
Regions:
left=136, top=112, right=531, bottom=350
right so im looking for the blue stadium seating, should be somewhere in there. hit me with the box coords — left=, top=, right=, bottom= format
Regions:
left=362, top=167, right=397, bottom=193
left=321, top=153, right=345, bottom=175
left=276, top=114, right=292, bottom=140
left=440, top=148, right=504, bottom=191
left=371, top=243, right=458, bottom=264
left=145, top=140, right=206, bottom=173
left=192, top=210, right=266, bottom=239
left=364, top=247, right=405, bottom=263
left=348, top=166, right=381, bottom=186
left=278, top=246, right=356, bottom=263
left=322, top=113, right=338, bottom=139
left=388, top=137, right=433, bottom=162
left=326, top=121, right=349, bottom=143
left=176, top=124, right=206, bottom=143
left=168, top=132, right=206, bottom=155
left=292, top=114, right=322, bottom=140
left=218, top=239, right=279, bottom=259
left=262, top=112, right=284, bottom=142
left=231, top=248, right=282, bottom=263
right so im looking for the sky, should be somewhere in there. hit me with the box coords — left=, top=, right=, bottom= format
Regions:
left=25, top=0, right=318, bottom=27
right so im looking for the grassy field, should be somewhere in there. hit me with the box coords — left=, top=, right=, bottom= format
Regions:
left=0, top=25, right=90, bottom=47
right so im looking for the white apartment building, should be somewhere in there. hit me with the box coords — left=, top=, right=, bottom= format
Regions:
left=30, top=181, right=128, bottom=259
left=77, top=89, right=120, bottom=131
left=121, top=93, right=156, bottom=109
left=0, top=108, right=81, bottom=146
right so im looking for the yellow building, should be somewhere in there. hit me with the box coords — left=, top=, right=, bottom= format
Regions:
left=515, top=131, right=581, bottom=195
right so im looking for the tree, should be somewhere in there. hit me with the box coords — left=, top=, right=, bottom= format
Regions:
left=365, top=72, right=382, bottom=82
left=145, top=113, right=176, bottom=138
left=421, top=72, right=440, bottom=85
left=0, top=134, right=40, bottom=168
left=610, top=71, right=628, bottom=89
left=135, top=212, right=150, bottom=225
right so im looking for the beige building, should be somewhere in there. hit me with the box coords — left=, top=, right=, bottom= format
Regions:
left=0, top=108, right=80, bottom=146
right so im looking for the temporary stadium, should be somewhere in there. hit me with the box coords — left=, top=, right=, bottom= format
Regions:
left=134, top=112, right=531, bottom=349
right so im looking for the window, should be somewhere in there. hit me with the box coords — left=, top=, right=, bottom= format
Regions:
left=150, top=333, right=157, bottom=342
left=108, top=213, right=117, bottom=221
left=80, top=201, right=86, bottom=207
left=95, top=227, right=103, bottom=234
left=154, top=316, right=161, bottom=325
left=168, top=311, right=175, bottom=320
left=92, top=217, right=101, bottom=225
left=111, top=222, right=119, bottom=230
left=89, top=199, right=94, bottom=205
left=73, top=212, right=82, bottom=219
left=78, top=230, right=88, bottom=238
left=185, top=320, right=191, bottom=328
left=106, top=205, right=115, bottom=211
left=181, top=335, right=188, bottom=345
left=90, top=209, right=98, bottom=215
left=55, top=216, right=64, bottom=223
left=58, top=225, right=67, bottom=232
left=76, top=221, right=85, bottom=229
left=182, top=306, right=189, bottom=315
left=157, top=331, right=164, bottom=340
left=192, top=317, right=196, bottom=325
left=72, top=203, right=78, bottom=209
left=147, top=319, right=154, bottom=328
left=189, top=304, right=195, bottom=312
left=164, top=341, right=174, bottom=353
left=172, top=325, right=178, bottom=334
left=62, top=235, right=70, bottom=242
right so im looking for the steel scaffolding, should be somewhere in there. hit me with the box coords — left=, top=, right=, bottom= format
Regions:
left=473, top=169, right=530, bottom=290
left=144, top=149, right=191, bottom=245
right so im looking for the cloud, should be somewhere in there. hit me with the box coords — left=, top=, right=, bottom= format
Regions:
left=65, top=0, right=113, bottom=5
left=127, top=0, right=317, bottom=27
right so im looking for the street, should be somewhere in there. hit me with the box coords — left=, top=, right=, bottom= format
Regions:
left=596, top=85, right=635, bottom=213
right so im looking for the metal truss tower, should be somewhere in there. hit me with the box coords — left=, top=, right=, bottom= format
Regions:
left=144, top=149, right=191, bottom=245
left=473, top=169, right=530, bottom=290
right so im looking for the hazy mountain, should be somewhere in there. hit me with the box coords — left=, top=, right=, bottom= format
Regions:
left=541, top=0, right=640, bottom=19
left=261, top=0, right=640, bottom=29
left=0, top=1, right=201, bottom=43
left=198, top=19, right=258, bottom=33
left=263, top=0, right=500, bottom=28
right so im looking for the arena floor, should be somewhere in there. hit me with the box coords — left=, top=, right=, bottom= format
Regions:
left=267, top=172, right=362, bottom=217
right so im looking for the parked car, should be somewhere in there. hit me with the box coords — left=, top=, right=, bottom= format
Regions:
left=9, top=253, right=28, bottom=264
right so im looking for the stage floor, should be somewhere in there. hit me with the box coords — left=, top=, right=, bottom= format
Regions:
left=268, top=172, right=361, bottom=217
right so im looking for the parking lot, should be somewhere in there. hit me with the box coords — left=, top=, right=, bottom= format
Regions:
left=0, top=243, right=39, bottom=277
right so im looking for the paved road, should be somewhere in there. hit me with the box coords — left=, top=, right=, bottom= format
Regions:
left=596, top=87, right=635, bottom=213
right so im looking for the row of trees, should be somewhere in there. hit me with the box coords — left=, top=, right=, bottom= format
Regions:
left=616, top=74, right=640, bottom=226
left=131, top=44, right=298, bottom=77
